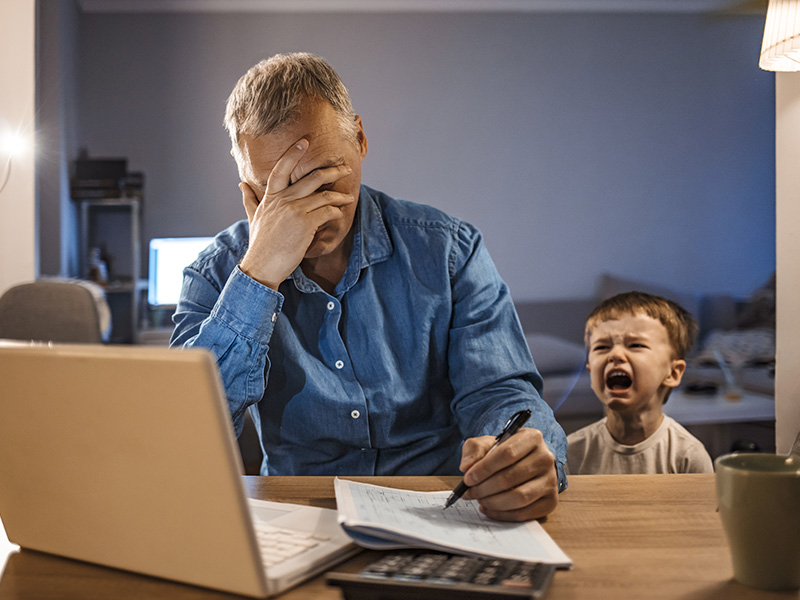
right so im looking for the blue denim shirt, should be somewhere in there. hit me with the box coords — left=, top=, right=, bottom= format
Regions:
left=171, top=185, right=567, bottom=489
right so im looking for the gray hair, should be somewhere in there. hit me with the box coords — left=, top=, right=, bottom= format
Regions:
left=224, top=53, right=359, bottom=155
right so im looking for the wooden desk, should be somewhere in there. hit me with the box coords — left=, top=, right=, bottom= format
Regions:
left=0, top=475, right=796, bottom=599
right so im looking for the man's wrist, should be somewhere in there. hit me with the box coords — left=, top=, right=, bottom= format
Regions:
left=238, top=256, right=283, bottom=290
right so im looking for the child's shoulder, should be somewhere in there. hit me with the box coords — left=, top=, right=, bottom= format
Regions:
left=566, top=419, right=616, bottom=460
left=662, top=415, right=704, bottom=445
left=661, top=416, right=714, bottom=473
left=566, top=418, right=607, bottom=445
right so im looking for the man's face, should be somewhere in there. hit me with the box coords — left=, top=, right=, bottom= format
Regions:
left=586, top=312, right=685, bottom=415
left=236, top=99, right=367, bottom=260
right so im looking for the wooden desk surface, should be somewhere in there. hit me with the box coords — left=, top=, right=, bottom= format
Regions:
left=1, top=475, right=796, bottom=599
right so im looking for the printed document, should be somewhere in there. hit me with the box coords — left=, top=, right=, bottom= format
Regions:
left=333, top=478, right=572, bottom=567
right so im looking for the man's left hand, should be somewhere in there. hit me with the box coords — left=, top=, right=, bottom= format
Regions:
left=459, top=428, right=558, bottom=522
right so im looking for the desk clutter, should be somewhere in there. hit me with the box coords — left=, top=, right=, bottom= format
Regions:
left=2, top=473, right=769, bottom=598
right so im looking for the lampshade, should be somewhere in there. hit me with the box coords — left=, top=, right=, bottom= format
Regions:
left=760, top=0, right=800, bottom=71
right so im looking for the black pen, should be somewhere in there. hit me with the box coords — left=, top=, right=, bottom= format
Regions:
left=443, top=408, right=532, bottom=510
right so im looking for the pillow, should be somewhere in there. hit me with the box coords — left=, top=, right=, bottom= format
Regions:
left=525, top=333, right=587, bottom=375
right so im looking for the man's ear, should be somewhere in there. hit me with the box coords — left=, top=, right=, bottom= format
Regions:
left=663, top=359, right=686, bottom=388
left=231, top=144, right=247, bottom=180
left=355, top=115, right=368, bottom=160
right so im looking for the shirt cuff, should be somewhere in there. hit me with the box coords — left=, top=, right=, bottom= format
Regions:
left=211, top=266, right=284, bottom=341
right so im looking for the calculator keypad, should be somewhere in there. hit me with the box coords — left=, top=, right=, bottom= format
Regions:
left=327, top=550, right=556, bottom=599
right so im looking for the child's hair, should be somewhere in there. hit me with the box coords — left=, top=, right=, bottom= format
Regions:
left=584, top=291, right=698, bottom=359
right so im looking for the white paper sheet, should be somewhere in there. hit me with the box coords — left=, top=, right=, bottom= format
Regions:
left=334, top=478, right=572, bottom=567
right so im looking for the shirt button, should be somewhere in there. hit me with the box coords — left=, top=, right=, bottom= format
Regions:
left=327, top=301, right=335, bottom=310
left=270, top=313, right=277, bottom=322
left=335, top=360, right=344, bottom=369
left=351, top=410, right=360, bottom=419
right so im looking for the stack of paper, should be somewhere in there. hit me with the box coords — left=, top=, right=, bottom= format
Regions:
left=334, top=478, right=572, bottom=567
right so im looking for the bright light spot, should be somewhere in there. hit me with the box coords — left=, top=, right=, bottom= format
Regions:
left=1, top=130, right=31, bottom=158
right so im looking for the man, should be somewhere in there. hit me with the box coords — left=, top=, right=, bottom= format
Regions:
left=171, top=53, right=567, bottom=522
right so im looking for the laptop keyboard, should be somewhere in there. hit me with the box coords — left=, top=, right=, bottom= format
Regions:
left=253, top=522, right=331, bottom=567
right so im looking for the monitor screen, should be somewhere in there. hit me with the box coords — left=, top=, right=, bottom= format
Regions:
left=147, top=237, right=213, bottom=306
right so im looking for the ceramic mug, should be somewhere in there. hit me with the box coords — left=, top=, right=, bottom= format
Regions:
left=715, top=452, right=800, bottom=591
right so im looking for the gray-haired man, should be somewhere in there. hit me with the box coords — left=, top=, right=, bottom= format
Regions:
left=172, top=53, right=567, bottom=522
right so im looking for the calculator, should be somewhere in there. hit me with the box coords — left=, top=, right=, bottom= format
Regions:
left=326, top=550, right=556, bottom=599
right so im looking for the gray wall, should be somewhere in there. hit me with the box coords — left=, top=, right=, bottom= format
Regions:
left=37, top=0, right=81, bottom=277
left=59, top=10, right=774, bottom=302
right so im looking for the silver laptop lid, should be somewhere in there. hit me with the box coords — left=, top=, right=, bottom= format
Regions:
left=0, top=342, right=269, bottom=597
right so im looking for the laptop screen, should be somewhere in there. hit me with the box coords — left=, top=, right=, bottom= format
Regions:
left=147, top=237, right=213, bottom=307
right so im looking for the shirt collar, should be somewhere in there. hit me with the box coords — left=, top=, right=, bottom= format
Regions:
left=357, top=185, right=393, bottom=268
left=289, top=185, right=393, bottom=295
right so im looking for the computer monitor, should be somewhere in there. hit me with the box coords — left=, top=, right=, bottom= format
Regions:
left=147, top=237, right=213, bottom=306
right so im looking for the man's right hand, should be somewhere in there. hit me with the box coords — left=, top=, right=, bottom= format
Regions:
left=238, top=138, right=355, bottom=289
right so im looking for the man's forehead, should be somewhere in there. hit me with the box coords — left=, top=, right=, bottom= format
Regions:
left=240, top=127, right=346, bottom=186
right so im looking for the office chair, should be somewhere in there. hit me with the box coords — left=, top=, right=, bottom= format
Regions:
left=0, top=280, right=107, bottom=343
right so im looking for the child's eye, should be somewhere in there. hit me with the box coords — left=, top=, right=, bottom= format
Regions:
left=592, top=344, right=610, bottom=352
left=629, top=343, right=647, bottom=349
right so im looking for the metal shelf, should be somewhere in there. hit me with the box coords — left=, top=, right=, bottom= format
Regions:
left=76, top=196, right=142, bottom=343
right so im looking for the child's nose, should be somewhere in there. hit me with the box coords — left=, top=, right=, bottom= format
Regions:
left=608, top=345, right=626, bottom=362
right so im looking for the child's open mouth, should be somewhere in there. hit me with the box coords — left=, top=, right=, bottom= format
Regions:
left=606, top=369, right=632, bottom=391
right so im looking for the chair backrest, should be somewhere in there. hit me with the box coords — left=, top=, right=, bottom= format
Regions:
left=0, top=281, right=103, bottom=343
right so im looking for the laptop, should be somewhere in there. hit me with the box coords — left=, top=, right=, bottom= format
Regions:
left=0, top=342, right=359, bottom=597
